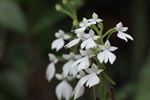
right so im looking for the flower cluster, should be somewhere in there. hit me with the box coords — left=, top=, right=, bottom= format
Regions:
left=46, top=13, right=133, bottom=100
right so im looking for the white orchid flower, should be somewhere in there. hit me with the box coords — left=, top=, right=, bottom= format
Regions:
left=71, top=56, right=90, bottom=73
left=88, top=12, right=103, bottom=24
left=97, top=40, right=118, bottom=64
left=65, top=32, right=88, bottom=48
left=115, top=22, right=134, bottom=42
left=46, top=54, right=58, bottom=82
left=81, top=29, right=100, bottom=49
left=62, top=52, right=82, bottom=77
left=73, top=63, right=103, bottom=99
left=79, top=49, right=95, bottom=58
left=79, top=63, right=103, bottom=88
left=74, top=18, right=93, bottom=33
left=55, top=73, right=73, bottom=100
left=51, top=30, right=71, bottom=51
left=71, top=49, right=95, bottom=73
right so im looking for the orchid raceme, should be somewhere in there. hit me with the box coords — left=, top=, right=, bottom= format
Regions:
left=46, top=5, right=134, bottom=100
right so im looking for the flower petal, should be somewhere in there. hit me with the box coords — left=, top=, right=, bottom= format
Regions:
left=97, top=51, right=105, bottom=63
left=117, top=32, right=128, bottom=42
left=56, top=80, right=73, bottom=100
left=86, top=73, right=100, bottom=88
left=51, top=38, right=64, bottom=51
left=63, top=60, right=74, bottom=77
left=65, top=38, right=80, bottom=48
left=109, top=46, right=118, bottom=51
left=46, top=63, right=55, bottom=82
left=108, top=51, right=116, bottom=64
left=81, top=38, right=97, bottom=49
left=73, top=82, right=85, bottom=100
left=64, top=34, right=71, bottom=40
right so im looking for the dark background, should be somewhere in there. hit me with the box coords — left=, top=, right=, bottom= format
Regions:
left=0, top=0, right=149, bottom=100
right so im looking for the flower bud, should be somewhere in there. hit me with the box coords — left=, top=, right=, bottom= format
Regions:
left=62, top=0, right=68, bottom=4
left=55, top=4, right=62, bottom=11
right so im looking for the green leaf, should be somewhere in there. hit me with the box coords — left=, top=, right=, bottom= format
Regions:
left=0, top=0, right=27, bottom=33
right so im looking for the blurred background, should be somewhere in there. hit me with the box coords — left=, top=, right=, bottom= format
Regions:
left=0, top=0, right=149, bottom=100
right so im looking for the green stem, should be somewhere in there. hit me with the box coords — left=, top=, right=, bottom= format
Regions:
left=106, top=30, right=116, bottom=40
left=93, top=86, right=96, bottom=100
left=91, top=25, right=104, bottom=44
left=102, top=28, right=115, bottom=39
left=99, top=75, right=105, bottom=100
left=103, top=72, right=116, bottom=85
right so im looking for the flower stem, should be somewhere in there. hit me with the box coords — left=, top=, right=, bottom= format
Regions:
left=93, top=86, right=96, bottom=100
left=99, top=75, right=105, bottom=100
left=103, top=72, right=116, bottom=85
left=102, top=28, right=115, bottom=39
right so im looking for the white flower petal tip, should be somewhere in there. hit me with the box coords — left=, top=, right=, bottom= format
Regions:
left=56, top=80, right=73, bottom=100
left=51, top=38, right=64, bottom=51
left=115, top=22, right=134, bottom=42
left=46, top=63, right=55, bottom=82
left=117, top=32, right=134, bottom=42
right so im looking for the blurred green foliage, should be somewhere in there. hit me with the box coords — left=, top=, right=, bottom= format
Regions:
left=0, top=0, right=149, bottom=100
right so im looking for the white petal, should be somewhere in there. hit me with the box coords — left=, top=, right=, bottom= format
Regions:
left=77, top=56, right=90, bottom=71
left=96, top=19, right=103, bottom=22
left=56, top=80, right=73, bottom=100
left=46, top=63, right=55, bottom=82
left=99, top=45, right=106, bottom=51
left=109, top=46, right=118, bottom=51
left=97, top=51, right=105, bottom=63
left=79, top=75, right=89, bottom=86
left=81, top=38, right=97, bottom=49
left=51, top=38, right=65, bottom=51
left=55, top=73, right=63, bottom=80
left=74, top=27, right=86, bottom=33
left=116, top=22, right=123, bottom=31
left=92, top=12, right=98, bottom=19
left=65, top=38, right=80, bottom=48
left=117, top=32, right=128, bottom=42
left=123, top=33, right=134, bottom=41
left=122, top=27, right=128, bottom=32
left=48, top=53, right=58, bottom=63
left=108, top=51, right=116, bottom=64
left=74, top=55, right=82, bottom=60
left=73, top=82, right=85, bottom=100
left=105, top=40, right=111, bottom=48
left=70, top=65, right=78, bottom=77
left=93, top=36, right=100, bottom=40
left=104, top=51, right=109, bottom=63
left=63, top=60, right=74, bottom=77
left=71, top=56, right=90, bottom=72
left=64, top=34, right=71, bottom=40
left=96, top=69, right=103, bottom=75
left=63, top=54, right=70, bottom=60
left=86, top=73, right=100, bottom=88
